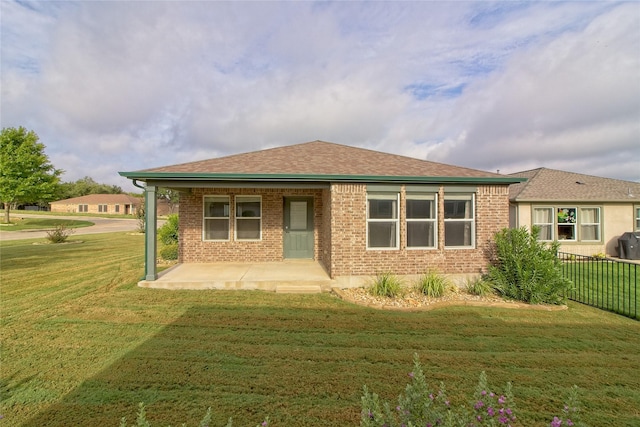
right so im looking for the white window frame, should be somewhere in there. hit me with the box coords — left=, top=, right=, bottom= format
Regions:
left=533, top=207, right=554, bottom=241
left=235, top=196, right=262, bottom=241
left=78, top=204, right=88, bottom=213
left=114, top=204, right=120, bottom=213
left=444, top=193, right=475, bottom=249
left=635, top=206, right=640, bottom=232
left=98, top=204, right=108, bottom=213
left=406, top=193, right=437, bottom=249
left=366, top=193, right=400, bottom=250
left=557, top=207, right=577, bottom=241
left=579, top=207, right=601, bottom=242
left=203, top=196, right=230, bottom=241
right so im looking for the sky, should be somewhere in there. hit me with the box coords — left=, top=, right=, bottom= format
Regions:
left=1, top=1, right=639, bottom=192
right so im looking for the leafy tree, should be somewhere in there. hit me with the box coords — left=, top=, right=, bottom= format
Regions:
left=0, top=127, right=62, bottom=223
left=157, top=188, right=179, bottom=214
left=57, top=176, right=122, bottom=199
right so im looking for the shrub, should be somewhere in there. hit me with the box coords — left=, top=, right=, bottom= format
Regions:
left=415, top=271, right=450, bottom=297
left=486, top=227, right=571, bottom=305
left=158, top=214, right=179, bottom=245
left=465, top=277, right=494, bottom=297
left=159, top=243, right=179, bottom=261
left=119, top=403, right=269, bottom=427
left=135, top=206, right=145, bottom=233
left=368, top=272, right=404, bottom=298
left=45, top=224, right=74, bottom=243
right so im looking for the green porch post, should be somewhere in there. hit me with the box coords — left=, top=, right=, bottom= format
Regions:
left=145, top=185, right=157, bottom=281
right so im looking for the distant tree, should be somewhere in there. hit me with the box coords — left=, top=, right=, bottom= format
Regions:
left=57, top=176, right=123, bottom=199
left=157, top=188, right=179, bottom=214
left=0, top=127, right=62, bottom=223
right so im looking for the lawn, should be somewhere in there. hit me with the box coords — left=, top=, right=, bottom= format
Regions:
left=0, top=217, right=94, bottom=231
left=1, top=234, right=640, bottom=426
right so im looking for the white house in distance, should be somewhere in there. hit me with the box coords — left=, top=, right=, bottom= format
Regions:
left=508, top=168, right=640, bottom=257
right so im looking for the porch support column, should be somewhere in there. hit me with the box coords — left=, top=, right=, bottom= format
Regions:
left=145, top=184, right=158, bottom=281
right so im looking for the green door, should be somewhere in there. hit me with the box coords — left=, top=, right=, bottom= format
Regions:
left=283, top=197, right=314, bottom=259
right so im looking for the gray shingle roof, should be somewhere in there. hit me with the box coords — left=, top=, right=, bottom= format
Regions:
left=137, top=140, right=507, bottom=179
left=509, top=168, right=640, bottom=202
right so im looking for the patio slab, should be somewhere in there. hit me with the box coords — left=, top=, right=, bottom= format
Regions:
left=138, top=260, right=335, bottom=293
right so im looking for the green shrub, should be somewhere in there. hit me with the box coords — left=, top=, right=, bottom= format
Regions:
left=135, top=206, right=145, bottom=233
left=486, top=227, right=571, bottom=305
left=414, top=271, right=450, bottom=297
left=45, top=224, right=74, bottom=243
left=158, top=214, right=179, bottom=245
left=465, top=276, right=494, bottom=297
left=368, top=272, right=404, bottom=298
left=159, top=243, right=179, bottom=261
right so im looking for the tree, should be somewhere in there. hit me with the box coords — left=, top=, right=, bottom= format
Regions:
left=57, top=176, right=123, bottom=199
left=0, top=127, right=62, bottom=223
left=157, top=188, right=179, bottom=214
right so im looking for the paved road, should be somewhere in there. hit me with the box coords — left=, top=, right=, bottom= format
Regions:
left=0, top=213, right=153, bottom=241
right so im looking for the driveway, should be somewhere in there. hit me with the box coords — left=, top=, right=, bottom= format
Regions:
left=0, top=213, right=160, bottom=241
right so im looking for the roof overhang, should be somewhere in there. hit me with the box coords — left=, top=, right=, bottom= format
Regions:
left=119, top=171, right=526, bottom=187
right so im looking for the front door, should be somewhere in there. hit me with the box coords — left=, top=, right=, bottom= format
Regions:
left=283, top=197, right=314, bottom=259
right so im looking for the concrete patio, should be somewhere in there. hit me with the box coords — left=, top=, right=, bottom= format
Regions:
left=138, top=260, right=335, bottom=293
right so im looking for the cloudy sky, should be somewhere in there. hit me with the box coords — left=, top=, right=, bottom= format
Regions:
left=2, top=1, right=639, bottom=191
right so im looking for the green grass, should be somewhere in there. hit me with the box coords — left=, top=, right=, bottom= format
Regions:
left=2, top=234, right=640, bottom=426
left=563, top=259, right=639, bottom=319
left=0, top=217, right=94, bottom=231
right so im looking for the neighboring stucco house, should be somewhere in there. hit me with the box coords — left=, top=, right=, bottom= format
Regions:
left=508, top=168, right=640, bottom=257
left=50, top=194, right=142, bottom=215
left=119, top=141, right=524, bottom=283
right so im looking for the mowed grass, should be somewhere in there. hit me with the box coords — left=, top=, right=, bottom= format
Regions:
left=1, top=234, right=640, bottom=426
left=0, top=217, right=94, bottom=231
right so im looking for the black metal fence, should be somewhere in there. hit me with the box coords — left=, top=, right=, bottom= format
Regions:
left=559, top=252, right=639, bottom=320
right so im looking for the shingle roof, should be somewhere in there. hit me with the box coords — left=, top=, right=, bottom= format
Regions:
left=509, top=168, right=640, bottom=202
left=51, top=194, right=142, bottom=205
left=129, top=140, right=515, bottom=182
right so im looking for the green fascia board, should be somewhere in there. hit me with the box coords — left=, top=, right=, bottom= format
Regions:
left=118, top=171, right=525, bottom=185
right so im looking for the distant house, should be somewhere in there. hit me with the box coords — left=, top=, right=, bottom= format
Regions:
left=508, top=168, right=640, bottom=257
left=120, top=140, right=523, bottom=283
left=50, top=194, right=142, bottom=215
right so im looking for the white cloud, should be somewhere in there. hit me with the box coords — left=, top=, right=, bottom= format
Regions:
left=1, top=0, right=638, bottom=192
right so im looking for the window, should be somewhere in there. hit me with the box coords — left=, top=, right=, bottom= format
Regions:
left=444, top=194, right=474, bottom=247
left=78, top=204, right=88, bottom=213
left=533, top=207, right=554, bottom=241
left=98, top=204, right=108, bottom=213
left=203, top=196, right=230, bottom=240
left=580, top=208, right=600, bottom=241
left=115, top=204, right=120, bottom=213
left=557, top=207, right=576, bottom=241
left=235, top=196, right=261, bottom=240
left=635, top=207, right=640, bottom=232
left=406, top=194, right=437, bottom=248
left=367, top=193, right=399, bottom=249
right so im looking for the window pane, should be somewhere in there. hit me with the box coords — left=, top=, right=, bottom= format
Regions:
left=204, top=219, right=229, bottom=240
left=368, top=199, right=397, bottom=219
left=407, top=222, right=435, bottom=247
left=580, top=208, right=598, bottom=223
left=537, top=225, right=552, bottom=241
left=368, top=222, right=397, bottom=248
left=444, top=199, right=472, bottom=219
left=237, top=200, right=260, bottom=217
left=407, top=199, right=433, bottom=219
left=445, top=222, right=472, bottom=246
left=205, top=199, right=229, bottom=217
left=558, top=224, right=576, bottom=240
left=533, top=208, right=553, bottom=223
left=557, top=208, right=576, bottom=224
left=237, top=219, right=260, bottom=239
left=581, top=225, right=599, bottom=241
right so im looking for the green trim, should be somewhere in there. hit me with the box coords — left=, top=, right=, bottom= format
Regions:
left=119, top=171, right=524, bottom=185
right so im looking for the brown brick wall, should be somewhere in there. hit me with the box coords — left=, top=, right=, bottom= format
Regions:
left=50, top=202, right=138, bottom=215
left=178, top=184, right=510, bottom=278
left=179, top=188, right=326, bottom=264
left=327, top=183, right=510, bottom=278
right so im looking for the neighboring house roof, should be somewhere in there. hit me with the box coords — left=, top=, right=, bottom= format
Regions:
left=120, top=140, right=523, bottom=185
left=509, top=168, right=640, bottom=203
left=50, top=194, right=142, bottom=205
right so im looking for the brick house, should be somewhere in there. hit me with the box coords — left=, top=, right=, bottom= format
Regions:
left=508, top=168, right=640, bottom=257
left=120, top=141, right=523, bottom=283
left=50, top=194, right=142, bottom=215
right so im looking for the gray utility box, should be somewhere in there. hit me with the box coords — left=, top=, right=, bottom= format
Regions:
left=618, top=232, right=640, bottom=260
